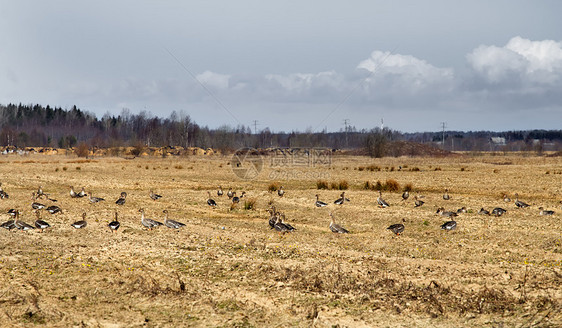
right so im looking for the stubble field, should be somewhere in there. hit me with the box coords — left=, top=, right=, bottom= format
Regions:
left=0, top=152, right=561, bottom=327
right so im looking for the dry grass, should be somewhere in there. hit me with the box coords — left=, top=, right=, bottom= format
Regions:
left=0, top=153, right=561, bottom=327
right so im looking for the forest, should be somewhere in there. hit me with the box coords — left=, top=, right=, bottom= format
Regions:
left=1, top=103, right=561, bottom=155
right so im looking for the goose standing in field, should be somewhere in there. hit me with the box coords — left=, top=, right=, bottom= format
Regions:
left=31, top=193, right=46, bottom=210
left=441, top=220, right=457, bottom=231
left=414, top=195, right=425, bottom=207
left=163, top=210, right=185, bottom=229
left=329, top=213, right=349, bottom=234
left=46, top=205, right=63, bottom=215
left=77, top=187, right=87, bottom=198
left=278, top=186, right=285, bottom=197
left=437, top=207, right=458, bottom=218
left=139, top=208, right=163, bottom=230
left=387, top=223, right=405, bottom=236
left=457, top=207, right=467, bottom=213
left=108, top=212, right=120, bottom=232
left=69, top=186, right=79, bottom=198
left=8, top=208, right=17, bottom=217
left=207, top=192, right=217, bottom=207
left=279, top=213, right=296, bottom=231
left=71, top=213, right=88, bottom=229
left=0, top=182, right=9, bottom=199
left=538, top=207, right=555, bottom=216
left=315, top=194, right=328, bottom=207
left=334, top=192, right=348, bottom=205
left=34, top=210, right=51, bottom=232
left=149, top=190, right=162, bottom=201
left=14, top=211, right=35, bottom=231
left=268, top=208, right=278, bottom=229
left=36, top=185, right=46, bottom=199
left=377, top=191, right=390, bottom=208
left=401, top=190, right=409, bottom=201
left=514, top=193, right=530, bottom=208
left=227, top=188, right=234, bottom=199
left=478, top=208, right=490, bottom=215
left=115, top=192, right=127, bottom=205
left=231, top=192, right=240, bottom=204
left=443, top=189, right=450, bottom=200
left=88, top=192, right=105, bottom=203
left=1, top=219, right=15, bottom=230
left=503, top=194, right=511, bottom=202
left=217, top=186, right=224, bottom=197
left=273, top=216, right=291, bottom=233
left=491, top=207, right=507, bottom=217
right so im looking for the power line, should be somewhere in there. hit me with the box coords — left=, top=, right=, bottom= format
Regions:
left=252, top=120, right=259, bottom=134
left=440, top=122, right=447, bottom=149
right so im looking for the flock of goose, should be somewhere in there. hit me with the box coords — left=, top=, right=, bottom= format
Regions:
left=0, top=184, right=185, bottom=232
left=1, top=182, right=559, bottom=236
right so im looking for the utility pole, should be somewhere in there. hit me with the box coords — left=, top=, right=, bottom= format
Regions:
left=252, top=120, right=259, bottom=134
left=440, top=122, right=446, bottom=149
left=343, top=119, right=349, bottom=148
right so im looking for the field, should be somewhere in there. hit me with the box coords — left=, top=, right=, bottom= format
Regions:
left=0, top=152, right=561, bottom=327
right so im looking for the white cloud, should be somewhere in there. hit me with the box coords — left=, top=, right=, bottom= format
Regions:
left=196, top=71, right=231, bottom=89
left=467, top=36, right=562, bottom=85
left=357, top=51, right=454, bottom=92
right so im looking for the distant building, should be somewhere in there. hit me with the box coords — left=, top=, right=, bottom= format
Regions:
left=490, top=137, right=506, bottom=146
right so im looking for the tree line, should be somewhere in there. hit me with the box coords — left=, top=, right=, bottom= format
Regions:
left=0, top=103, right=560, bottom=156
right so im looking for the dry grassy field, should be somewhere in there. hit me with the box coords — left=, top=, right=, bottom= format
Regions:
left=1, top=152, right=561, bottom=327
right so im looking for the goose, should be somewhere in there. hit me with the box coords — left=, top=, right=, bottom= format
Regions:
left=88, top=192, right=105, bottom=203
left=163, top=210, right=185, bottom=229
left=457, top=207, right=467, bottom=213
left=538, top=207, right=555, bottom=216
left=77, top=187, right=87, bottom=198
left=71, top=213, right=88, bottom=229
left=279, top=213, right=296, bottom=231
left=36, top=185, right=45, bottom=199
left=278, top=186, right=285, bottom=197
left=149, top=190, right=162, bottom=201
left=441, top=220, right=457, bottom=231
left=231, top=192, right=240, bottom=204
left=437, top=207, right=458, bottom=218
left=334, top=192, right=348, bottom=205
left=46, top=205, right=63, bottom=214
left=115, top=192, right=127, bottom=205
left=8, top=208, right=17, bottom=217
left=478, top=208, right=490, bottom=216
left=14, top=211, right=35, bottom=231
left=329, top=213, right=349, bottom=234
left=1, top=219, right=15, bottom=230
left=206, top=191, right=217, bottom=207
left=217, top=186, right=224, bottom=197
left=377, top=191, right=390, bottom=208
left=139, top=208, right=163, bottom=230
left=108, top=212, right=120, bottom=232
left=34, top=211, right=51, bottom=232
left=69, top=186, right=79, bottom=198
left=491, top=207, right=507, bottom=217
left=514, top=193, right=529, bottom=208
left=414, top=195, right=425, bottom=207
left=273, top=216, right=291, bottom=233
left=31, top=193, right=46, bottom=210
left=227, top=188, right=234, bottom=199
left=267, top=208, right=278, bottom=229
left=443, top=189, right=450, bottom=200
left=387, top=223, right=405, bottom=236
left=239, top=191, right=246, bottom=198
left=315, top=194, right=328, bottom=207
left=401, top=191, right=409, bottom=201
left=503, top=194, right=511, bottom=202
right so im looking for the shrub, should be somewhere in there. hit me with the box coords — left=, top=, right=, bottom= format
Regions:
left=337, top=180, right=349, bottom=190
left=374, top=180, right=383, bottom=191
left=363, top=181, right=373, bottom=190
left=385, top=179, right=400, bottom=192
left=268, top=182, right=280, bottom=192
left=403, top=183, right=414, bottom=192
left=244, top=198, right=257, bottom=210
left=75, top=142, right=89, bottom=158
left=316, top=180, right=329, bottom=190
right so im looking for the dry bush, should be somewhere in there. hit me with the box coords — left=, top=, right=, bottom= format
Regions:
left=366, top=164, right=381, bottom=172
left=74, top=142, right=89, bottom=158
left=403, top=183, right=414, bottom=192
left=363, top=181, right=373, bottom=190
left=131, top=142, right=145, bottom=156
left=316, top=180, right=329, bottom=190
left=244, top=198, right=257, bottom=210
left=336, top=180, right=349, bottom=190
left=385, top=179, right=400, bottom=192
left=268, top=182, right=280, bottom=192
left=410, top=167, right=421, bottom=172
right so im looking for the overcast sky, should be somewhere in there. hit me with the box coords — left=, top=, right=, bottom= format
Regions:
left=1, top=1, right=562, bottom=133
